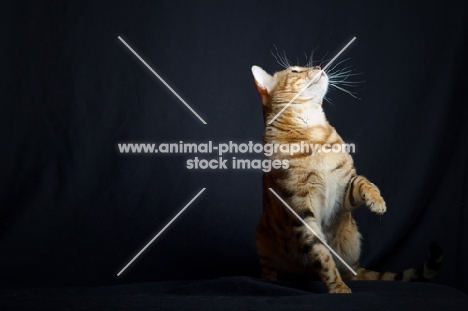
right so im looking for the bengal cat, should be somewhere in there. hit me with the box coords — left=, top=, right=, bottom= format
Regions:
left=251, top=64, right=443, bottom=293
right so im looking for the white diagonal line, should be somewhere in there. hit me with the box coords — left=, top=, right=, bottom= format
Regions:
left=268, top=37, right=356, bottom=125
left=117, top=188, right=206, bottom=276
left=118, top=36, right=207, bottom=125
left=268, top=188, right=357, bottom=276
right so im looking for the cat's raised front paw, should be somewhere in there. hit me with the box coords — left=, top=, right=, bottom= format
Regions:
left=363, top=189, right=387, bottom=215
left=367, top=197, right=386, bottom=215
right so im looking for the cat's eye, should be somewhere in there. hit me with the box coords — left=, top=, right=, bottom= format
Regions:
left=291, top=70, right=300, bottom=73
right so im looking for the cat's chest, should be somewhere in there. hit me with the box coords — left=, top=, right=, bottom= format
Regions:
left=303, top=153, right=351, bottom=223
left=303, top=150, right=350, bottom=175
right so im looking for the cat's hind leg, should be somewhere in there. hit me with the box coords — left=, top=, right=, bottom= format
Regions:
left=327, top=212, right=362, bottom=280
left=255, top=225, right=279, bottom=281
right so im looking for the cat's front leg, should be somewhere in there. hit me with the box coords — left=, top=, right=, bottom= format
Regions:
left=297, top=216, right=351, bottom=294
left=344, top=175, right=386, bottom=215
left=303, top=235, right=352, bottom=293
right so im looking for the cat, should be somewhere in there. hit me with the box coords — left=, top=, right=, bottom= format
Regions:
left=251, top=64, right=443, bottom=293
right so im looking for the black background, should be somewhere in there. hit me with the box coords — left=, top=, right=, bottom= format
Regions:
left=1, top=0, right=467, bottom=294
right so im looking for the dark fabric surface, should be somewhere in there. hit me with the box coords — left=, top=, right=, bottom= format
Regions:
left=1, top=277, right=468, bottom=310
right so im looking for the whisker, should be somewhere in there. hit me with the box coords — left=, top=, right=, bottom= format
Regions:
left=271, top=45, right=291, bottom=69
left=329, top=81, right=364, bottom=86
left=282, top=50, right=292, bottom=67
left=307, top=47, right=319, bottom=67
left=329, top=84, right=361, bottom=99
left=327, top=58, right=351, bottom=72
left=324, top=95, right=334, bottom=106
left=320, top=52, right=329, bottom=65
left=328, top=68, right=355, bottom=76
left=329, top=75, right=364, bottom=81
left=327, top=68, right=358, bottom=78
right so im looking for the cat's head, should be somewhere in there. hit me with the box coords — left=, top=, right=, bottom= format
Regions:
left=252, top=66, right=328, bottom=123
left=251, top=65, right=328, bottom=107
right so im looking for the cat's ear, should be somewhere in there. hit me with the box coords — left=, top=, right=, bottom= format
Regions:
left=251, top=66, right=276, bottom=98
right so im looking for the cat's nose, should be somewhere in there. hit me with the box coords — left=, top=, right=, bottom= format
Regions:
left=308, top=68, right=323, bottom=79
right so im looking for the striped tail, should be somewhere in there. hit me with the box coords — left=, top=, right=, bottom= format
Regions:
left=351, top=242, right=444, bottom=281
